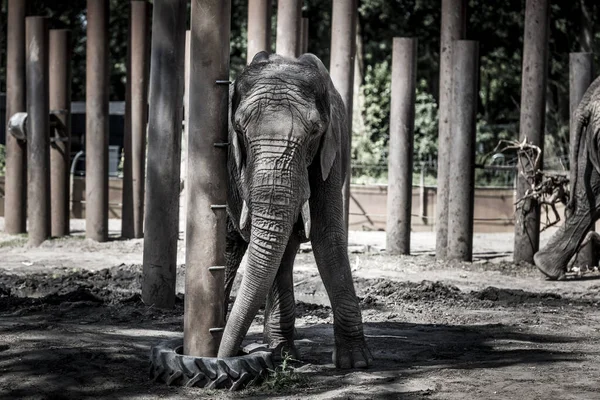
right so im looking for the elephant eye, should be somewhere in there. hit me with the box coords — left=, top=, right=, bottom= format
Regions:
left=313, top=121, right=325, bottom=135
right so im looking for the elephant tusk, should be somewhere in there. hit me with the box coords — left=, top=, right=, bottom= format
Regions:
left=240, top=200, right=249, bottom=230
left=301, top=200, right=311, bottom=239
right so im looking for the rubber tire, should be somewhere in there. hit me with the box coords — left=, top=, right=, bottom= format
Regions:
left=149, top=339, right=273, bottom=391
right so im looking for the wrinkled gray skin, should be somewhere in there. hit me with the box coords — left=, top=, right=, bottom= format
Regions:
left=534, top=77, right=600, bottom=280
left=217, top=52, right=373, bottom=369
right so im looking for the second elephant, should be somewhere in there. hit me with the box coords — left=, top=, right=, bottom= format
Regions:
left=535, top=77, right=600, bottom=279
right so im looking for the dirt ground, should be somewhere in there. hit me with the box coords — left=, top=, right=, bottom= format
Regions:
left=1, top=218, right=600, bottom=399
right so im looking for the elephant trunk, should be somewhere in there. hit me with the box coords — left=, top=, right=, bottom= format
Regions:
left=534, top=204, right=594, bottom=279
left=535, top=162, right=600, bottom=279
left=218, top=165, right=301, bottom=357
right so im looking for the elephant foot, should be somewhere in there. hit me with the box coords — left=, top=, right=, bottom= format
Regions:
left=268, top=340, right=299, bottom=362
left=534, top=251, right=566, bottom=281
left=333, top=339, right=373, bottom=369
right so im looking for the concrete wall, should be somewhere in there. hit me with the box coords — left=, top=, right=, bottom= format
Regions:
left=0, top=177, right=564, bottom=233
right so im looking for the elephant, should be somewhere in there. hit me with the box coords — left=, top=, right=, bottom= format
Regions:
left=216, top=51, right=373, bottom=369
left=534, top=76, right=600, bottom=280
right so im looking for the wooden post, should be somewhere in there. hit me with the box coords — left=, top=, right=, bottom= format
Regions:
left=447, top=40, right=479, bottom=262
left=86, top=0, right=110, bottom=242
left=184, top=0, right=231, bottom=357
left=275, top=0, right=301, bottom=57
left=435, top=0, right=466, bottom=259
left=514, top=0, right=550, bottom=264
left=49, top=29, right=72, bottom=237
left=570, top=52, right=595, bottom=268
left=247, top=0, right=271, bottom=63
left=122, top=0, right=150, bottom=239
left=300, top=17, right=309, bottom=54
left=330, top=0, right=357, bottom=234
left=142, top=0, right=187, bottom=309
left=386, top=38, right=417, bottom=255
left=5, top=0, right=27, bottom=234
left=26, top=16, right=50, bottom=246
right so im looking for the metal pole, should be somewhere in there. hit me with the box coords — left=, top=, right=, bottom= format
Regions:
left=180, top=30, right=191, bottom=235
left=26, top=17, right=50, bottom=246
left=447, top=40, right=479, bottom=262
left=329, top=0, right=357, bottom=235
left=184, top=0, right=231, bottom=357
left=420, top=164, right=428, bottom=225
left=275, top=0, right=301, bottom=57
left=86, top=0, right=110, bottom=242
left=514, top=0, right=550, bottom=264
left=122, top=0, right=150, bottom=239
left=435, top=0, right=466, bottom=259
left=5, top=0, right=27, bottom=234
left=122, top=5, right=133, bottom=238
left=49, top=29, right=72, bottom=237
left=386, top=38, right=417, bottom=255
left=247, top=0, right=271, bottom=63
left=300, top=17, right=309, bottom=54
left=142, top=0, right=186, bottom=309
left=569, top=52, right=594, bottom=268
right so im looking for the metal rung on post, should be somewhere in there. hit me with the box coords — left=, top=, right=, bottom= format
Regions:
left=208, top=266, right=226, bottom=271
left=209, top=327, right=224, bottom=333
left=215, top=80, right=231, bottom=85
left=213, top=142, right=229, bottom=148
left=210, top=204, right=227, bottom=210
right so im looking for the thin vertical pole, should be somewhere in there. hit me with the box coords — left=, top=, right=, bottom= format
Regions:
left=447, top=40, right=479, bottom=262
left=247, top=0, right=272, bottom=63
left=184, top=0, right=231, bottom=357
left=49, top=29, right=72, bottom=237
left=122, top=5, right=133, bottom=238
left=275, top=0, right=301, bottom=57
left=180, top=30, right=191, bottom=235
left=570, top=52, right=594, bottom=268
left=142, top=0, right=186, bottom=309
left=435, top=0, right=466, bottom=259
left=5, top=0, right=27, bottom=234
left=330, top=0, right=357, bottom=235
left=514, top=0, right=550, bottom=264
left=386, top=37, right=417, bottom=255
left=26, top=16, right=50, bottom=246
left=300, top=17, right=309, bottom=54
left=123, top=0, right=150, bottom=239
left=420, top=163, right=428, bottom=225
left=86, top=0, right=110, bottom=242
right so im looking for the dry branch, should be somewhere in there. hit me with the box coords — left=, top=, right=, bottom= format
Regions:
left=493, top=138, right=570, bottom=231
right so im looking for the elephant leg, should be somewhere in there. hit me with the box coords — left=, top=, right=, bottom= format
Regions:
left=225, top=216, right=248, bottom=317
left=309, top=174, right=373, bottom=369
left=263, top=233, right=301, bottom=359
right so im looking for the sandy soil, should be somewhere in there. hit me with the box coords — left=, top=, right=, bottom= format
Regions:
left=1, top=218, right=600, bottom=399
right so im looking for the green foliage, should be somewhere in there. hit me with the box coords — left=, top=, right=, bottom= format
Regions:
left=256, top=352, right=306, bottom=392
left=413, top=84, right=439, bottom=163
left=354, top=62, right=439, bottom=183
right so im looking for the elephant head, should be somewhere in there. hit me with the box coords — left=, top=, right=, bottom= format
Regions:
left=218, top=52, right=345, bottom=357
left=535, top=77, right=600, bottom=279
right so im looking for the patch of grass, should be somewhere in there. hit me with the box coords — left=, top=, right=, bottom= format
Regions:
left=0, top=236, right=28, bottom=248
left=262, top=352, right=307, bottom=391
left=245, top=351, right=307, bottom=394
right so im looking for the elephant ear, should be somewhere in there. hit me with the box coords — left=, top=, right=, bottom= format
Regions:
left=298, top=53, right=343, bottom=181
left=229, top=84, right=243, bottom=171
left=250, top=50, right=270, bottom=65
